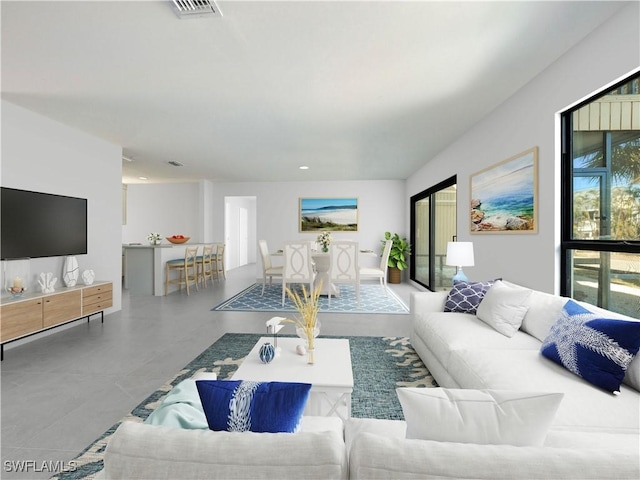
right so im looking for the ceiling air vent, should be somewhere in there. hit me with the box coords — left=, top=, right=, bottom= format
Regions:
left=171, top=0, right=222, bottom=18
left=168, top=161, right=184, bottom=167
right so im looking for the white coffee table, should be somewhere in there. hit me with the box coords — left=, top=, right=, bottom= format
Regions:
left=231, top=336, right=353, bottom=420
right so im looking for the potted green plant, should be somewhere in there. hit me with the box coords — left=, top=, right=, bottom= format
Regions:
left=383, top=232, right=411, bottom=284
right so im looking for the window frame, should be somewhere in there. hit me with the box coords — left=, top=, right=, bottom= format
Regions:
left=560, top=73, right=640, bottom=299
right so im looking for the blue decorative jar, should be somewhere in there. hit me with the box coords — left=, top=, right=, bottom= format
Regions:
left=259, top=342, right=275, bottom=364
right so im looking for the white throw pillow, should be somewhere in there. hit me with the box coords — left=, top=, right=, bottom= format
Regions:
left=396, top=388, right=564, bottom=446
left=520, top=290, right=569, bottom=342
left=476, top=280, right=532, bottom=337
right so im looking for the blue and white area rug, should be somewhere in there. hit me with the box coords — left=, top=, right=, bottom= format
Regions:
left=51, top=333, right=435, bottom=480
left=212, top=283, right=409, bottom=314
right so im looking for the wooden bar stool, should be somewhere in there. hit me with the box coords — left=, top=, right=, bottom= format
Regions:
left=165, top=246, right=199, bottom=295
left=213, top=243, right=226, bottom=281
left=196, top=244, right=214, bottom=288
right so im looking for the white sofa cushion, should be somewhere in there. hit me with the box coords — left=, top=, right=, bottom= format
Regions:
left=520, top=288, right=569, bottom=342
left=344, top=417, right=406, bottom=453
left=624, top=358, right=640, bottom=392
left=397, top=387, right=563, bottom=446
left=410, top=331, right=462, bottom=388
left=446, top=349, right=640, bottom=437
left=476, top=280, right=532, bottom=337
left=100, top=421, right=347, bottom=480
left=410, top=290, right=448, bottom=313
left=413, top=311, right=540, bottom=366
left=349, top=432, right=640, bottom=480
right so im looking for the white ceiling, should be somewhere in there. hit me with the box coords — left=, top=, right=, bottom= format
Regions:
left=1, top=1, right=627, bottom=184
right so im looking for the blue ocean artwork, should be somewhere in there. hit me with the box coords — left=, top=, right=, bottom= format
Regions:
left=300, top=198, right=358, bottom=228
left=478, top=193, right=534, bottom=218
left=472, top=151, right=536, bottom=228
left=301, top=198, right=358, bottom=216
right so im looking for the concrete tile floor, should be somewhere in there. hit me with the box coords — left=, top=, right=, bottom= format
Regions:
left=0, top=263, right=420, bottom=479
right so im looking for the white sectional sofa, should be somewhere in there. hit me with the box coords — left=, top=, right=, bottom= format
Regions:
left=98, top=417, right=348, bottom=479
left=409, top=284, right=640, bottom=447
left=388, top=282, right=640, bottom=478
left=97, top=281, right=640, bottom=479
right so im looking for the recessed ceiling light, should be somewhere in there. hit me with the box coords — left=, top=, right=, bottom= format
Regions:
left=299, top=166, right=310, bottom=170
left=139, top=176, right=148, bottom=180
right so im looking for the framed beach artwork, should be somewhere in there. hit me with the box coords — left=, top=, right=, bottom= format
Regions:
left=470, top=147, right=538, bottom=234
left=299, top=197, right=358, bottom=232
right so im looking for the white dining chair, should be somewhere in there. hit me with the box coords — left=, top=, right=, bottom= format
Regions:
left=328, top=240, right=359, bottom=306
left=282, top=242, right=315, bottom=306
left=258, top=240, right=283, bottom=295
left=359, top=239, right=393, bottom=293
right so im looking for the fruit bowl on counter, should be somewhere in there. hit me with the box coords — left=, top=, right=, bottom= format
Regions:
left=166, top=235, right=190, bottom=244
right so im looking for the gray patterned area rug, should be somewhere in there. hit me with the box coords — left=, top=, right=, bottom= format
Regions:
left=212, top=283, right=409, bottom=314
left=51, top=333, right=435, bottom=480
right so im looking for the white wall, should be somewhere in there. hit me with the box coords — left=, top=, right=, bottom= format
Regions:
left=212, top=180, right=406, bottom=279
left=406, top=3, right=640, bottom=294
left=123, top=183, right=201, bottom=244
left=1, top=100, right=122, bottom=312
left=199, top=179, right=215, bottom=243
left=124, top=179, right=405, bottom=280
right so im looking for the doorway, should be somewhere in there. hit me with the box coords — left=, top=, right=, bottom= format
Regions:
left=224, top=196, right=257, bottom=270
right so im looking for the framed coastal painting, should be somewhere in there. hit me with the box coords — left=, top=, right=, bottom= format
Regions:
left=299, top=197, right=358, bottom=232
left=470, top=147, right=538, bottom=234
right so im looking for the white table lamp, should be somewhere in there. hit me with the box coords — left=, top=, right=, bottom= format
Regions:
left=445, top=242, right=474, bottom=284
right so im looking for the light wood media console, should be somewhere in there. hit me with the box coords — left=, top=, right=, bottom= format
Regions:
left=0, top=281, right=113, bottom=360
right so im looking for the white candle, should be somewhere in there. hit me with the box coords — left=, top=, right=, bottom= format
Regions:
left=12, top=277, right=23, bottom=289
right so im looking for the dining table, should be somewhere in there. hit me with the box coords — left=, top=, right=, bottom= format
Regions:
left=272, top=248, right=377, bottom=296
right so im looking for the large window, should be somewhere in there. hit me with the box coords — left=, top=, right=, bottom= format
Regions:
left=561, top=73, right=640, bottom=317
left=410, top=176, right=457, bottom=291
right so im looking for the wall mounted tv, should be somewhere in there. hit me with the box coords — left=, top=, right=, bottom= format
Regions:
left=1, top=187, right=88, bottom=260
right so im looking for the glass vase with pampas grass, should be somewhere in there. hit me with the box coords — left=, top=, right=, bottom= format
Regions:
left=283, top=281, right=322, bottom=364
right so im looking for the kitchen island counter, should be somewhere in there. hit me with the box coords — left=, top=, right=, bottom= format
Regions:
left=123, top=243, right=208, bottom=296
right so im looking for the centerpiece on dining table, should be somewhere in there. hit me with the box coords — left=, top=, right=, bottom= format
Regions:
left=283, top=281, right=322, bottom=364
left=317, top=231, right=332, bottom=253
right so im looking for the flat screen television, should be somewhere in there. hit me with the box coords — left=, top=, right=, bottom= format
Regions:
left=1, top=187, right=88, bottom=260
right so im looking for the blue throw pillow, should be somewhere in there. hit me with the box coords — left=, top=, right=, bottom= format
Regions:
left=541, top=300, right=640, bottom=393
left=444, top=279, right=497, bottom=314
left=196, top=380, right=311, bottom=433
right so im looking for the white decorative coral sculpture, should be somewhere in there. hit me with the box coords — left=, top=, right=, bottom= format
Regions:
left=38, top=272, right=58, bottom=294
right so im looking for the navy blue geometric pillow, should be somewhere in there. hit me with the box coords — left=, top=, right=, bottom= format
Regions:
left=196, top=380, right=311, bottom=433
left=444, top=280, right=497, bottom=314
left=541, top=300, right=640, bottom=394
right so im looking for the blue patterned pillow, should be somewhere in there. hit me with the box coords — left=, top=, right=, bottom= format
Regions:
left=444, top=280, right=497, bottom=314
left=541, top=300, right=640, bottom=393
left=196, top=380, right=311, bottom=433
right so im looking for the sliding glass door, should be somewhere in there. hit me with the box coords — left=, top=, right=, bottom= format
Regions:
left=411, top=176, right=457, bottom=291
